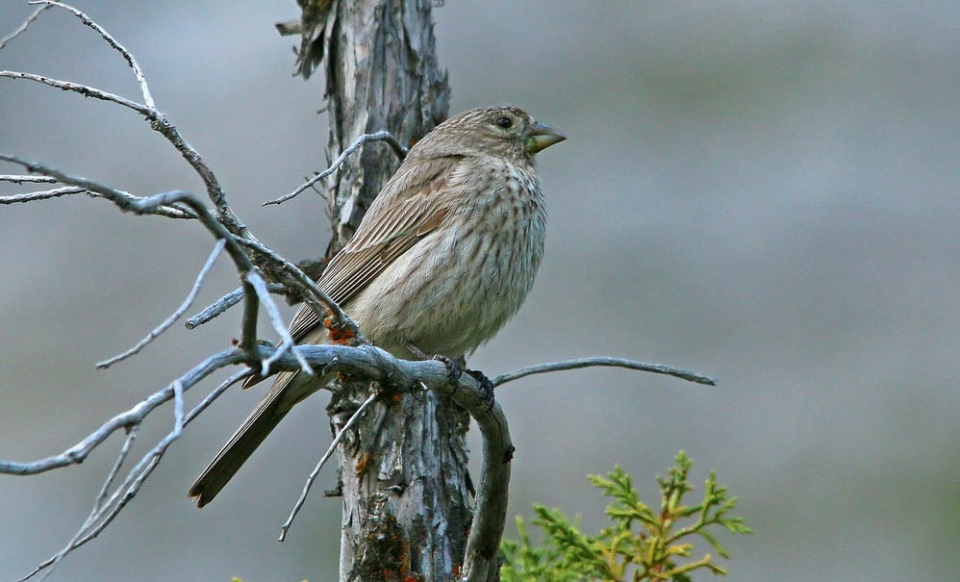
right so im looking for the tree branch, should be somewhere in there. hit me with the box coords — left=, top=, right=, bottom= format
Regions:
left=185, top=282, right=286, bottom=329
left=4, top=1, right=243, bottom=233
left=0, top=174, right=57, bottom=184
left=0, top=4, right=50, bottom=50
left=279, top=391, right=378, bottom=542
left=493, top=357, right=718, bottom=388
left=29, top=0, right=156, bottom=108
left=0, top=70, right=150, bottom=114
left=245, top=270, right=314, bottom=377
left=234, top=236, right=358, bottom=337
left=96, top=240, right=227, bottom=369
left=3, top=335, right=713, bottom=580
left=264, top=130, right=408, bottom=206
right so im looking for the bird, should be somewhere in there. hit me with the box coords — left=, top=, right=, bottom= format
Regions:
left=189, top=105, right=565, bottom=507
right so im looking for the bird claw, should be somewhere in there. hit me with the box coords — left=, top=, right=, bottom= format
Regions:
left=465, top=368, right=495, bottom=408
left=426, top=352, right=494, bottom=410
left=432, top=354, right=462, bottom=385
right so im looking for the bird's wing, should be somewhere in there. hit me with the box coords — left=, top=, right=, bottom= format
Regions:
left=286, top=154, right=462, bottom=342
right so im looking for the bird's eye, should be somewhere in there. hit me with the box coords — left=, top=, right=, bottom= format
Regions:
left=495, top=116, right=513, bottom=129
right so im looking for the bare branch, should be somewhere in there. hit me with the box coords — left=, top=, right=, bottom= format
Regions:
left=92, top=426, right=139, bottom=514
left=0, top=183, right=195, bottom=218
left=97, top=239, right=227, bottom=369
left=30, top=0, right=155, bottom=108
left=0, top=158, right=236, bottom=260
left=0, top=174, right=57, bottom=184
left=0, top=345, right=425, bottom=479
left=3, top=342, right=482, bottom=579
left=0, top=350, right=248, bottom=477
left=264, top=131, right=408, bottom=206
left=185, top=282, right=286, bottom=329
left=23, top=375, right=233, bottom=582
left=0, top=4, right=50, bottom=50
left=34, top=381, right=182, bottom=582
left=447, top=386, right=511, bottom=582
left=279, top=390, right=378, bottom=542
left=34, top=426, right=139, bottom=582
left=0, top=155, right=267, bottom=354
left=235, top=236, right=356, bottom=337
left=12, top=365, right=250, bottom=582
left=0, top=154, right=195, bottom=218
left=492, top=356, right=718, bottom=388
left=2, top=2, right=242, bottom=232
left=0, top=186, right=86, bottom=203
left=245, top=270, right=314, bottom=377
left=4, top=322, right=714, bottom=579
left=0, top=70, right=150, bottom=114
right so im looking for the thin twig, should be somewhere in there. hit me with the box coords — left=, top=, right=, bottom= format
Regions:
left=185, top=282, right=286, bottom=329
left=0, top=186, right=86, bottom=204
left=235, top=236, right=355, bottom=334
left=0, top=350, right=248, bottom=477
left=279, top=390, right=378, bottom=542
left=0, top=159, right=242, bottom=265
left=0, top=183, right=195, bottom=218
left=0, top=4, right=50, bottom=50
left=0, top=154, right=195, bottom=218
left=492, top=357, right=718, bottom=388
left=245, top=270, right=314, bottom=377
left=0, top=154, right=262, bottom=355
left=0, top=70, right=149, bottom=114
left=35, top=379, right=183, bottom=582
left=264, top=130, right=408, bottom=206
left=30, top=0, right=155, bottom=108
left=185, top=369, right=254, bottom=424
left=0, top=66, right=233, bottom=228
left=93, top=426, right=138, bottom=514
left=14, top=367, right=250, bottom=582
left=97, top=240, right=227, bottom=369
left=0, top=174, right=57, bottom=184
left=14, top=2, right=242, bottom=233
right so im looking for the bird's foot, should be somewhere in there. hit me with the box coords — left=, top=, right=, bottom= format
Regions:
left=464, top=368, right=495, bottom=408
left=408, top=344, right=492, bottom=406
left=431, top=354, right=462, bottom=385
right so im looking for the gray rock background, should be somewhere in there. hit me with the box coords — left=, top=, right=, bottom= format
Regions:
left=1, top=1, right=958, bottom=580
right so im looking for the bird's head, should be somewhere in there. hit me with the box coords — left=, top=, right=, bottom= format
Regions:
left=414, top=105, right=566, bottom=162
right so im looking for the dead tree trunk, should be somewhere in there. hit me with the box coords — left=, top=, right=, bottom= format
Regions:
left=294, top=1, right=476, bottom=580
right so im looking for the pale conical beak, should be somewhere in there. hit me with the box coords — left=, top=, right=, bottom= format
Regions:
left=525, top=121, right=566, bottom=154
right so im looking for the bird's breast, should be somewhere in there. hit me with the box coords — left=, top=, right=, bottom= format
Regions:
left=347, top=158, right=547, bottom=359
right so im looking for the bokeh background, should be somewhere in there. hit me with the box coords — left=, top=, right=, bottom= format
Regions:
left=2, top=1, right=958, bottom=580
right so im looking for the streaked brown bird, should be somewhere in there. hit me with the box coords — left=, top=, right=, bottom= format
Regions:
left=189, top=105, right=565, bottom=507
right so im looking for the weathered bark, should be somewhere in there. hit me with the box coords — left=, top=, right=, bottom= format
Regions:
left=298, top=1, right=479, bottom=580
left=321, top=0, right=450, bottom=256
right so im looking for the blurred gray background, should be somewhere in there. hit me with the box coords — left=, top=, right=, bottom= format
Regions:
left=2, top=1, right=958, bottom=580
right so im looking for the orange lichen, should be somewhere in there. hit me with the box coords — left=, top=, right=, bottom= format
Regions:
left=355, top=453, right=371, bottom=476
left=322, top=308, right=357, bottom=345
left=399, top=539, right=410, bottom=574
left=328, top=323, right=356, bottom=344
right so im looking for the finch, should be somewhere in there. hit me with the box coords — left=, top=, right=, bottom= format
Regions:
left=189, top=105, right=565, bottom=506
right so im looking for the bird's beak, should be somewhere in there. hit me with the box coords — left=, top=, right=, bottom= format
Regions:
left=525, top=121, right=566, bottom=154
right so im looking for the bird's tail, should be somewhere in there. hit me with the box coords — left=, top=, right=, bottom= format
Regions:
left=189, top=371, right=303, bottom=507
